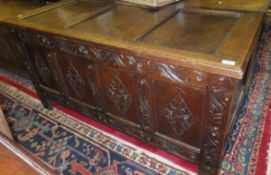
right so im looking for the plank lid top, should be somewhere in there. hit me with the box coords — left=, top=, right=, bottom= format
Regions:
left=0, top=0, right=44, bottom=21
left=2, top=0, right=267, bottom=79
left=179, top=0, right=271, bottom=12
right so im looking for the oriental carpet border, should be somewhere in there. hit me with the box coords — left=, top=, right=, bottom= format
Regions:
left=219, top=19, right=271, bottom=175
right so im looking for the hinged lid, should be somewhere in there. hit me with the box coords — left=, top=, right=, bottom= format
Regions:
left=3, top=0, right=264, bottom=79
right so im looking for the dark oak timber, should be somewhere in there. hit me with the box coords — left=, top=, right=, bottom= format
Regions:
left=2, top=0, right=268, bottom=174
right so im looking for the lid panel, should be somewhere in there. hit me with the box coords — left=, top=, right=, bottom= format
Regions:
left=23, top=1, right=114, bottom=29
left=179, top=0, right=270, bottom=12
left=70, top=5, right=178, bottom=41
left=3, top=0, right=263, bottom=79
left=140, top=10, right=240, bottom=54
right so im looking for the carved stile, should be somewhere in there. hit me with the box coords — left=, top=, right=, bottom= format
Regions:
left=199, top=76, right=234, bottom=175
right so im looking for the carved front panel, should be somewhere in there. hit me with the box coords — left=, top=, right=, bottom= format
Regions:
left=14, top=28, right=204, bottom=159
left=99, top=68, right=141, bottom=125
left=8, top=26, right=243, bottom=175
left=97, top=50, right=142, bottom=125
left=148, top=61, right=206, bottom=147
left=13, top=30, right=63, bottom=94
left=55, top=52, right=99, bottom=108
left=13, top=28, right=234, bottom=171
left=26, top=46, right=61, bottom=92
left=154, top=81, right=204, bottom=148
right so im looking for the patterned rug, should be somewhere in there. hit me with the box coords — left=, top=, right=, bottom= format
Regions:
left=0, top=75, right=195, bottom=175
left=0, top=75, right=200, bottom=175
left=0, top=20, right=271, bottom=175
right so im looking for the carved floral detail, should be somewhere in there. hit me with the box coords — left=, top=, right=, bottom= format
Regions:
left=17, top=31, right=56, bottom=49
left=164, top=91, right=195, bottom=136
left=58, top=38, right=101, bottom=60
left=101, top=51, right=137, bottom=67
left=36, top=34, right=56, bottom=49
left=200, top=76, right=233, bottom=174
left=108, top=75, right=131, bottom=115
left=17, top=30, right=33, bottom=43
left=135, top=60, right=152, bottom=131
left=66, top=64, right=86, bottom=97
left=157, top=63, right=205, bottom=84
left=59, top=39, right=84, bottom=55
left=138, top=78, right=151, bottom=131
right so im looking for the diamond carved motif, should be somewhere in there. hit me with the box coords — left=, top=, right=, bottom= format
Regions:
left=66, top=63, right=86, bottom=97
left=34, top=53, right=50, bottom=84
left=164, top=92, right=195, bottom=136
left=108, top=76, right=131, bottom=115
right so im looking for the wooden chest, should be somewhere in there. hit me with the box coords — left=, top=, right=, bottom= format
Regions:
left=2, top=0, right=265, bottom=174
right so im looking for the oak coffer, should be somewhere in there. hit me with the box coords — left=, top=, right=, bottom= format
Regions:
left=1, top=0, right=265, bottom=174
